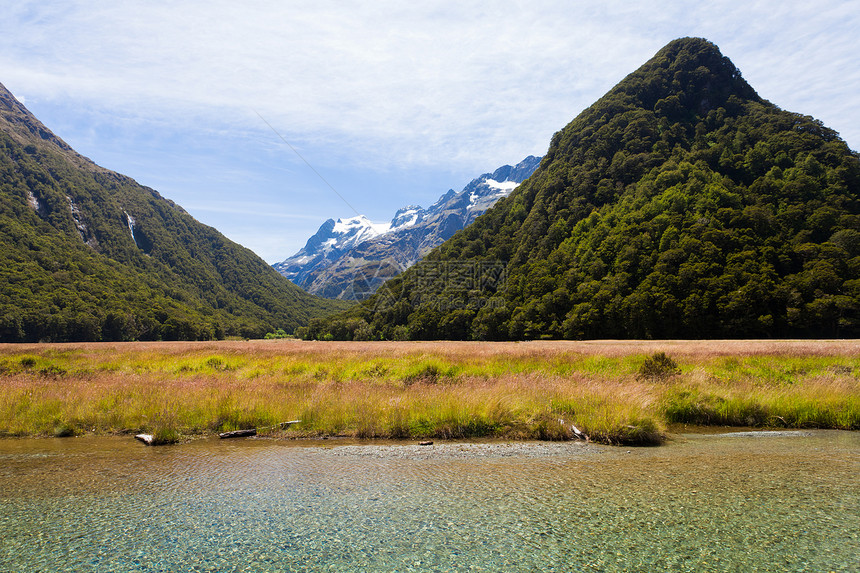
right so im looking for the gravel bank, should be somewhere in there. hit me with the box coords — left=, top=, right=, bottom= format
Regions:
left=315, top=440, right=607, bottom=460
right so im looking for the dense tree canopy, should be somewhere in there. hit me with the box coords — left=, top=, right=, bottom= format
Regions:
left=0, top=115, right=348, bottom=342
left=306, top=38, right=860, bottom=340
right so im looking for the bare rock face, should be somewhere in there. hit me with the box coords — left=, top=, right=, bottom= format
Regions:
left=274, top=155, right=541, bottom=300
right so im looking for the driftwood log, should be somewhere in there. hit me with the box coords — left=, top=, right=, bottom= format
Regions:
left=135, top=420, right=303, bottom=442
left=218, top=421, right=301, bottom=439
left=219, top=429, right=257, bottom=439
left=570, top=424, right=589, bottom=441
left=134, top=433, right=155, bottom=445
left=559, top=418, right=589, bottom=441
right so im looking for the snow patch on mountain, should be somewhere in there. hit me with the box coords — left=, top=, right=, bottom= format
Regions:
left=273, top=155, right=542, bottom=296
left=390, top=205, right=424, bottom=230
left=332, top=215, right=390, bottom=238
left=485, top=179, right=520, bottom=192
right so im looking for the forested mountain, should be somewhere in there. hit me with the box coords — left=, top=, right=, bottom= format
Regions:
left=305, top=38, right=860, bottom=341
left=0, top=82, right=349, bottom=342
left=274, top=156, right=540, bottom=300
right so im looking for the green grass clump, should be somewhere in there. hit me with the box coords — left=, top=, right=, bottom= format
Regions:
left=52, top=421, right=77, bottom=438
left=661, top=388, right=769, bottom=426
left=150, top=427, right=181, bottom=445
left=661, top=382, right=860, bottom=430
left=401, top=360, right=457, bottom=385
left=606, top=419, right=663, bottom=446
left=144, top=414, right=182, bottom=445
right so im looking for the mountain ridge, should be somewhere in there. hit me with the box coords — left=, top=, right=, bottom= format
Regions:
left=0, top=85, right=109, bottom=173
left=0, top=81, right=348, bottom=341
left=304, top=37, right=860, bottom=340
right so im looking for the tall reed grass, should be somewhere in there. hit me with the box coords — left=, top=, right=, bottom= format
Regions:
left=1, top=340, right=857, bottom=445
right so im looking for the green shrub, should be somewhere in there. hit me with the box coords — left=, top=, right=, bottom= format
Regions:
left=637, top=352, right=681, bottom=381
left=264, top=328, right=290, bottom=339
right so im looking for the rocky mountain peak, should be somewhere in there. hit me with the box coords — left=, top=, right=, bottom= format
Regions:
left=273, top=156, right=542, bottom=299
left=390, top=205, right=425, bottom=229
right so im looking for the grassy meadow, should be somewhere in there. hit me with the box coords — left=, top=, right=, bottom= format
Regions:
left=0, top=340, right=858, bottom=446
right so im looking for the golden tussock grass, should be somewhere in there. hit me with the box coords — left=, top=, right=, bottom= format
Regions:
left=0, top=340, right=857, bottom=445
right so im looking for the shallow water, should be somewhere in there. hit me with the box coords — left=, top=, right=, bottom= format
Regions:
left=1, top=431, right=857, bottom=572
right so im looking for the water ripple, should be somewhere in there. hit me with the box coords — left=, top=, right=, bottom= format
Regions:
left=1, top=432, right=858, bottom=572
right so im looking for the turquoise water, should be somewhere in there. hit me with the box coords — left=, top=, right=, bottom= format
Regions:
left=1, top=431, right=858, bottom=572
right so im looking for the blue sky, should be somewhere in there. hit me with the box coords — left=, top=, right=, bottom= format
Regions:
left=2, top=1, right=858, bottom=263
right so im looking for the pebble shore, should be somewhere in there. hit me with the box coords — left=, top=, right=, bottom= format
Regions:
left=318, top=440, right=605, bottom=460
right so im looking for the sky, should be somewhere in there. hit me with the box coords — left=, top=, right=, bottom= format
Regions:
left=1, top=1, right=858, bottom=263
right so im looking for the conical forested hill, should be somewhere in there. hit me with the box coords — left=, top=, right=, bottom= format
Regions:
left=0, top=82, right=349, bottom=342
left=308, top=37, right=860, bottom=340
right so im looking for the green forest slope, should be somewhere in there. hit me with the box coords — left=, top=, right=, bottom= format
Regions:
left=0, top=82, right=349, bottom=342
left=311, top=38, right=860, bottom=340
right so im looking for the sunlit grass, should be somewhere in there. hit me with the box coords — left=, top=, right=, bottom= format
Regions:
left=0, top=340, right=857, bottom=445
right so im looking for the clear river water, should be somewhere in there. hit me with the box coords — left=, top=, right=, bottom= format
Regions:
left=1, top=430, right=857, bottom=572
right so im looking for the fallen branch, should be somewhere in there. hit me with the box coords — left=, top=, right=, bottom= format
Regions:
left=219, top=429, right=256, bottom=439
left=558, top=418, right=590, bottom=442
left=219, top=420, right=301, bottom=439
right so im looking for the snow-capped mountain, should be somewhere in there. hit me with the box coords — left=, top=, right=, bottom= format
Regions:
left=273, top=155, right=541, bottom=298
left=273, top=215, right=398, bottom=289
left=389, top=205, right=424, bottom=229
left=272, top=208, right=429, bottom=290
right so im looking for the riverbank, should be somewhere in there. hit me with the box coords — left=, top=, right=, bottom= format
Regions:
left=1, top=340, right=858, bottom=446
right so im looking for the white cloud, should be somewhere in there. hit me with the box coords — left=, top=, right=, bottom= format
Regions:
left=2, top=1, right=859, bottom=259
left=6, top=0, right=855, bottom=170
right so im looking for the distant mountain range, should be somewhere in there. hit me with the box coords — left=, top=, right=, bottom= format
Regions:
left=0, top=81, right=348, bottom=342
left=273, top=156, right=541, bottom=299
left=306, top=37, right=860, bottom=341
